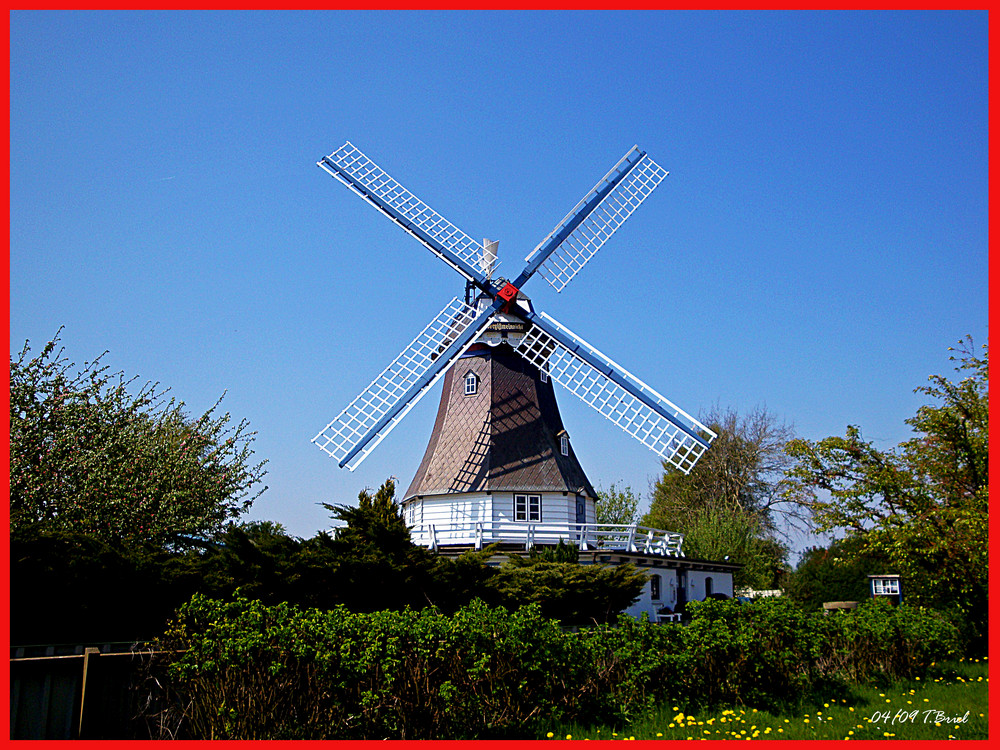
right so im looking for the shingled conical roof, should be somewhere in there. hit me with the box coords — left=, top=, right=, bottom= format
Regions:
left=403, top=343, right=596, bottom=501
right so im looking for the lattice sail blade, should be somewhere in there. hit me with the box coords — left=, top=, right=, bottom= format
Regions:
left=314, top=297, right=491, bottom=470
left=515, top=312, right=716, bottom=473
left=318, top=142, right=495, bottom=281
left=530, top=149, right=667, bottom=292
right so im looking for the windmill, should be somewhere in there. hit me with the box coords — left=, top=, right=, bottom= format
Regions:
left=312, top=142, right=719, bottom=560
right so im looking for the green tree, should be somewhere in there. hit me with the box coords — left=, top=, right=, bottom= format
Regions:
left=784, top=337, right=987, bottom=647
left=10, top=332, right=268, bottom=548
left=319, top=479, right=440, bottom=611
left=594, top=482, right=641, bottom=526
left=675, top=503, right=788, bottom=590
left=643, top=405, right=796, bottom=589
left=646, top=404, right=805, bottom=533
left=784, top=536, right=889, bottom=612
left=485, top=555, right=646, bottom=626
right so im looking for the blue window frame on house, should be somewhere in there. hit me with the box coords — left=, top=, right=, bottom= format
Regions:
left=464, top=371, right=478, bottom=396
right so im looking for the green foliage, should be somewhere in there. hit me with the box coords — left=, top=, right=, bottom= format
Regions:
left=784, top=338, right=988, bottom=648
left=670, top=503, right=787, bottom=590
left=9, top=331, right=267, bottom=548
left=10, top=479, right=646, bottom=645
left=488, top=556, right=646, bottom=626
left=643, top=405, right=795, bottom=589
left=646, top=404, right=804, bottom=532
left=9, top=526, right=178, bottom=645
left=144, top=593, right=962, bottom=739
left=527, top=539, right=580, bottom=562
left=594, top=482, right=641, bottom=526
left=318, top=480, right=440, bottom=612
left=149, top=595, right=590, bottom=739
left=784, top=536, right=889, bottom=611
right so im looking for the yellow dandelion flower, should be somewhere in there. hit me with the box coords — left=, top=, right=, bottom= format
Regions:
left=566, top=735, right=572, bottom=740
left=848, top=731, right=854, bottom=736
left=804, top=718, right=810, bottom=723
left=547, top=732, right=554, bottom=738
left=656, top=733, right=663, bottom=737
left=777, top=728, right=783, bottom=733
left=849, top=707, right=854, bottom=712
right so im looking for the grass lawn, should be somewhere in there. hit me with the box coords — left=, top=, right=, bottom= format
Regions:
left=543, top=657, right=988, bottom=741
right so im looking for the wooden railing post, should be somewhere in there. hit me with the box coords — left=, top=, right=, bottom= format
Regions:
left=77, top=647, right=100, bottom=739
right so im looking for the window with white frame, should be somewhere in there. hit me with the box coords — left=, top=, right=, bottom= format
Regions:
left=464, top=371, right=478, bottom=396
left=560, top=434, right=569, bottom=456
left=540, top=368, right=548, bottom=383
left=872, top=578, right=900, bottom=596
left=514, top=493, right=541, bottom=522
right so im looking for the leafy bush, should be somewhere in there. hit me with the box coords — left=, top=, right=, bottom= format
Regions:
left=148, top=594, right=591, bottom=739
left=143, top=593, right=962, bottom=739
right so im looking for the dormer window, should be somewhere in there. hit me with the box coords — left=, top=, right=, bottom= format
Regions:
left=560, top=433, right=569, bottom=456
left=464, top=371, right=478, bottom=396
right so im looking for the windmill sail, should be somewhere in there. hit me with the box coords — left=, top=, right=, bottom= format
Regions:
left=523, top=147, right=668, bottom=292
left=318, top=142, right=495, bottom=283
left=314, top=141, right=716, bottom=476
left=515, top=311, right=715, bottom=474
left=313, top=297, right=493, bottom=470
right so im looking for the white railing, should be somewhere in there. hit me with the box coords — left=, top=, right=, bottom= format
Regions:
left=411, top=522, right=684, bottom=557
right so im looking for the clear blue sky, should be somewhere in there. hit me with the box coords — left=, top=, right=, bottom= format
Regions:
left=10, top=11, right=988, bottom=557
